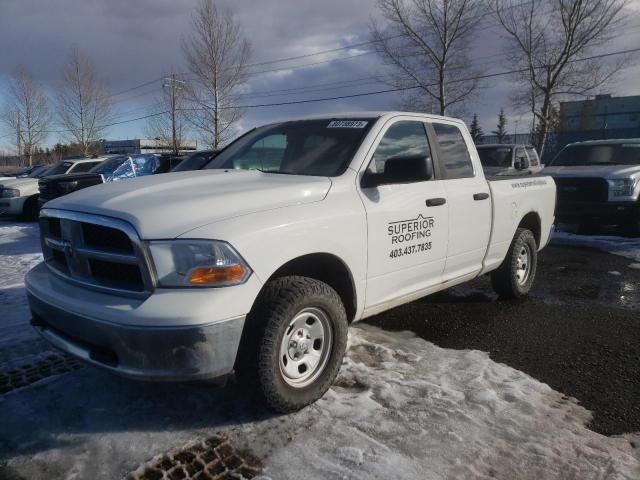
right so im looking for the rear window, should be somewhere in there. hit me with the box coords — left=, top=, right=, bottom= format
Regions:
left=550, top=144, right=640, bottom=166
left=478, top=147, right=513, bottom=167
left=432, top=123, right=474, bottom=179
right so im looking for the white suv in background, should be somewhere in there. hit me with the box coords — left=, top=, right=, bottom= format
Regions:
left=0, top=158, right=105, bottom=220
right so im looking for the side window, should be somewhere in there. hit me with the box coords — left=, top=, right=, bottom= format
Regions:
left=514, top=148, right=529, bottom=168
left=71, top=161, right=99, bottom=173
left=525, top=147, right=539, bottom=166
left=431, top=123, right=474, bottom=179
left=366, top=121, right=432, bottom=181
left=231, top=134, right=286, bottom=171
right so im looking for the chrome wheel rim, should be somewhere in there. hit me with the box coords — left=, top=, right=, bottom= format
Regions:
left=515, top=244, right=531, bottom=285
left=279, top=307, right=333, bottom=388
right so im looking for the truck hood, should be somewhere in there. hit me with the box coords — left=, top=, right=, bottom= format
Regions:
left=543, top=164, right=640, bottom=179
left=0, top=177, right=38, bottom=193
left=46, top=169, right=332, bottom=238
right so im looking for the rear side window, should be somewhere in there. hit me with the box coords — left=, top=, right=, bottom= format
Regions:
left=432, top=123, right=474, bottom=179
left=70, top=161, right=100, bottom=173
left=525, top=147, right=539, bottom=166
left=368, top=121, right=432, bottom=177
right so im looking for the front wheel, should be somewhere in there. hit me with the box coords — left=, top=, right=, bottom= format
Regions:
left=244, top=276, right=348, bottom=413
left=624, top=206, right=640, bottom=237
left=491, top=228, right=538, bottom=299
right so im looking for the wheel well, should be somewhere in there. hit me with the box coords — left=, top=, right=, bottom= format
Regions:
left=518, top=212, right=541, bottom=246
left=266, top=253, right=357, bottom=323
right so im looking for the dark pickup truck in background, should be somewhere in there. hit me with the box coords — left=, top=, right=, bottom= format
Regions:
left=38, top=153, right=184, bottom=207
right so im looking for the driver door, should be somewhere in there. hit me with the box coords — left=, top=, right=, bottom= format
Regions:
left=358, top=119, right=449, bottom=311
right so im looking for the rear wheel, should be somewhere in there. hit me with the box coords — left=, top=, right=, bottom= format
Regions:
left=491, top=228, right=538, bottom=299
left=238, top=276, right=348, bottom=412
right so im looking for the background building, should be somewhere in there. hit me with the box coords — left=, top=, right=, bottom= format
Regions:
left=98, top=139, right=198, bottom=155
left=559, top=94, right=640, bottom=131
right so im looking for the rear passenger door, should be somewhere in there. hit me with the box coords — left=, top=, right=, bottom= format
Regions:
left=430, top=122, right=491, bottom=280
left=359, top=119, right=449, bottom=310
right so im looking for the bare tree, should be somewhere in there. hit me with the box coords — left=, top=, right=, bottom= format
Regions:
left=494, top=0, right=627, bottom=156
left=371, top=0, right=485, bottom=116
left=2, top=66, right=52, bottom=166
left=146, top=74, right=190, bottom=155
left=56, top=47, right=112, bottom=157
left=182, top=0, right=251, bottom=148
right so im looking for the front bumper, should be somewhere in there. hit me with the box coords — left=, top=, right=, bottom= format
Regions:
left=555, top=201, right=636, bottom=226
left=0, top=196, right=26, bottom=216
left=26, top=262, right=262, bottom=381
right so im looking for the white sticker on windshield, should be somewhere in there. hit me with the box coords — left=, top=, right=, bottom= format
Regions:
left=327, top=120, right=368, bottom=128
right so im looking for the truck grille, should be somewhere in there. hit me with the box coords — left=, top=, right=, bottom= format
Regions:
left=554, top=177, right=608, bottom=203
left=39, top=209, right=153, bottom=297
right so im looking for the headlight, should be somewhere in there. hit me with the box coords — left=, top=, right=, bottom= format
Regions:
left=57, top=181, right=79, bottom=193
left=148, top=240, right=252, bottom=287
left=608, top=178, right=638, bottom=197
left=1, top=188, right=20, bottom=198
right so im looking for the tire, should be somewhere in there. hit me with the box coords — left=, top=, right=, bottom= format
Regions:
left=21, top=196, right=39, bottom=221
left=624, top=206, right=640, bottom=237
left=491, top=228, right=538, bottom=299
left=237, top=276, right=348, bottom=413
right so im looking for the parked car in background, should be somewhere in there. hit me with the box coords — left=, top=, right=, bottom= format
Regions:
left=39, top=154, right=186, bottom=207
left=0, top=158, right=105, bottom=220
left=0, top=164, right=45, bottom=181
left=171, top=149, right=219, bottom=172
left=27, top=112, right=556, bottom=412
left=476, top=144, right=542, bottom=176
left=544, top=139, right=640, bottom=236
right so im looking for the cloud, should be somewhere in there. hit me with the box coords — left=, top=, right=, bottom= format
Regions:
left=0, top=0, right=637, bottom=150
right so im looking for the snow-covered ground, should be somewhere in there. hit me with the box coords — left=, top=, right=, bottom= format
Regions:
left=0, top=221, right=43, bottom=348
left=1, top=220, right=639, bottom=479
left=553, top=229, right=640, bottom=263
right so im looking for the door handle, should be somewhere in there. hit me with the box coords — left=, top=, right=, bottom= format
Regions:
left=425, top=197, right=446, bottom=207
left=473, top=192, right=490, bottom=201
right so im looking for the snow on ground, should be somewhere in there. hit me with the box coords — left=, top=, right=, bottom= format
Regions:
left=0, top=220, right=42, bottom=288
left=553, top=230, right=640, bottom=263
left=0, top=220, right=42, bottom=347
left=1, top=220, right=639, bottom=479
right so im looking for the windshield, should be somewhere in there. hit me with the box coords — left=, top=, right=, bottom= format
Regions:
left=27, top=165, right=52, bottom=178
left=46, top=161, right=75, bottom=176
left=477, top=147, right=513, bottom=167
left=109, top=154, right=161, bottom=181
left=205, top=119, right=375, bottom=176
left=90, top=156, right=128, bottom=177
left=550, top=144, right=640, bottom=166
left=172, top=151, right=217, bottom=172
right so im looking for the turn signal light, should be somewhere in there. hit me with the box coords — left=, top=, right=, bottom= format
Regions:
left=187, top=265, right=246, bottom=285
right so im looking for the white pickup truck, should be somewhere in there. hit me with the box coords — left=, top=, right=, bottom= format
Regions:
left=0, top=158, right=104, bottom=219
left=26, top=112, right=556, bottom=412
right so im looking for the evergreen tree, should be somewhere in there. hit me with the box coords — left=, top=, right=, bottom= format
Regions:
left=469, top=114, right=484, bottom=144
left=492, top=108, right=508, bottom=143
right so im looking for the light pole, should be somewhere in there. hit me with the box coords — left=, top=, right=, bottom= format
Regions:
left=163, top=75, right=186, bottom=155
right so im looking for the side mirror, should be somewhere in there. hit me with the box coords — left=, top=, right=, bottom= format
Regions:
left=361, top=156, right=433, bottom=188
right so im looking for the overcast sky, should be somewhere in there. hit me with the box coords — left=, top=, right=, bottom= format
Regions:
left=0, top=0, right=638, bottom=152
